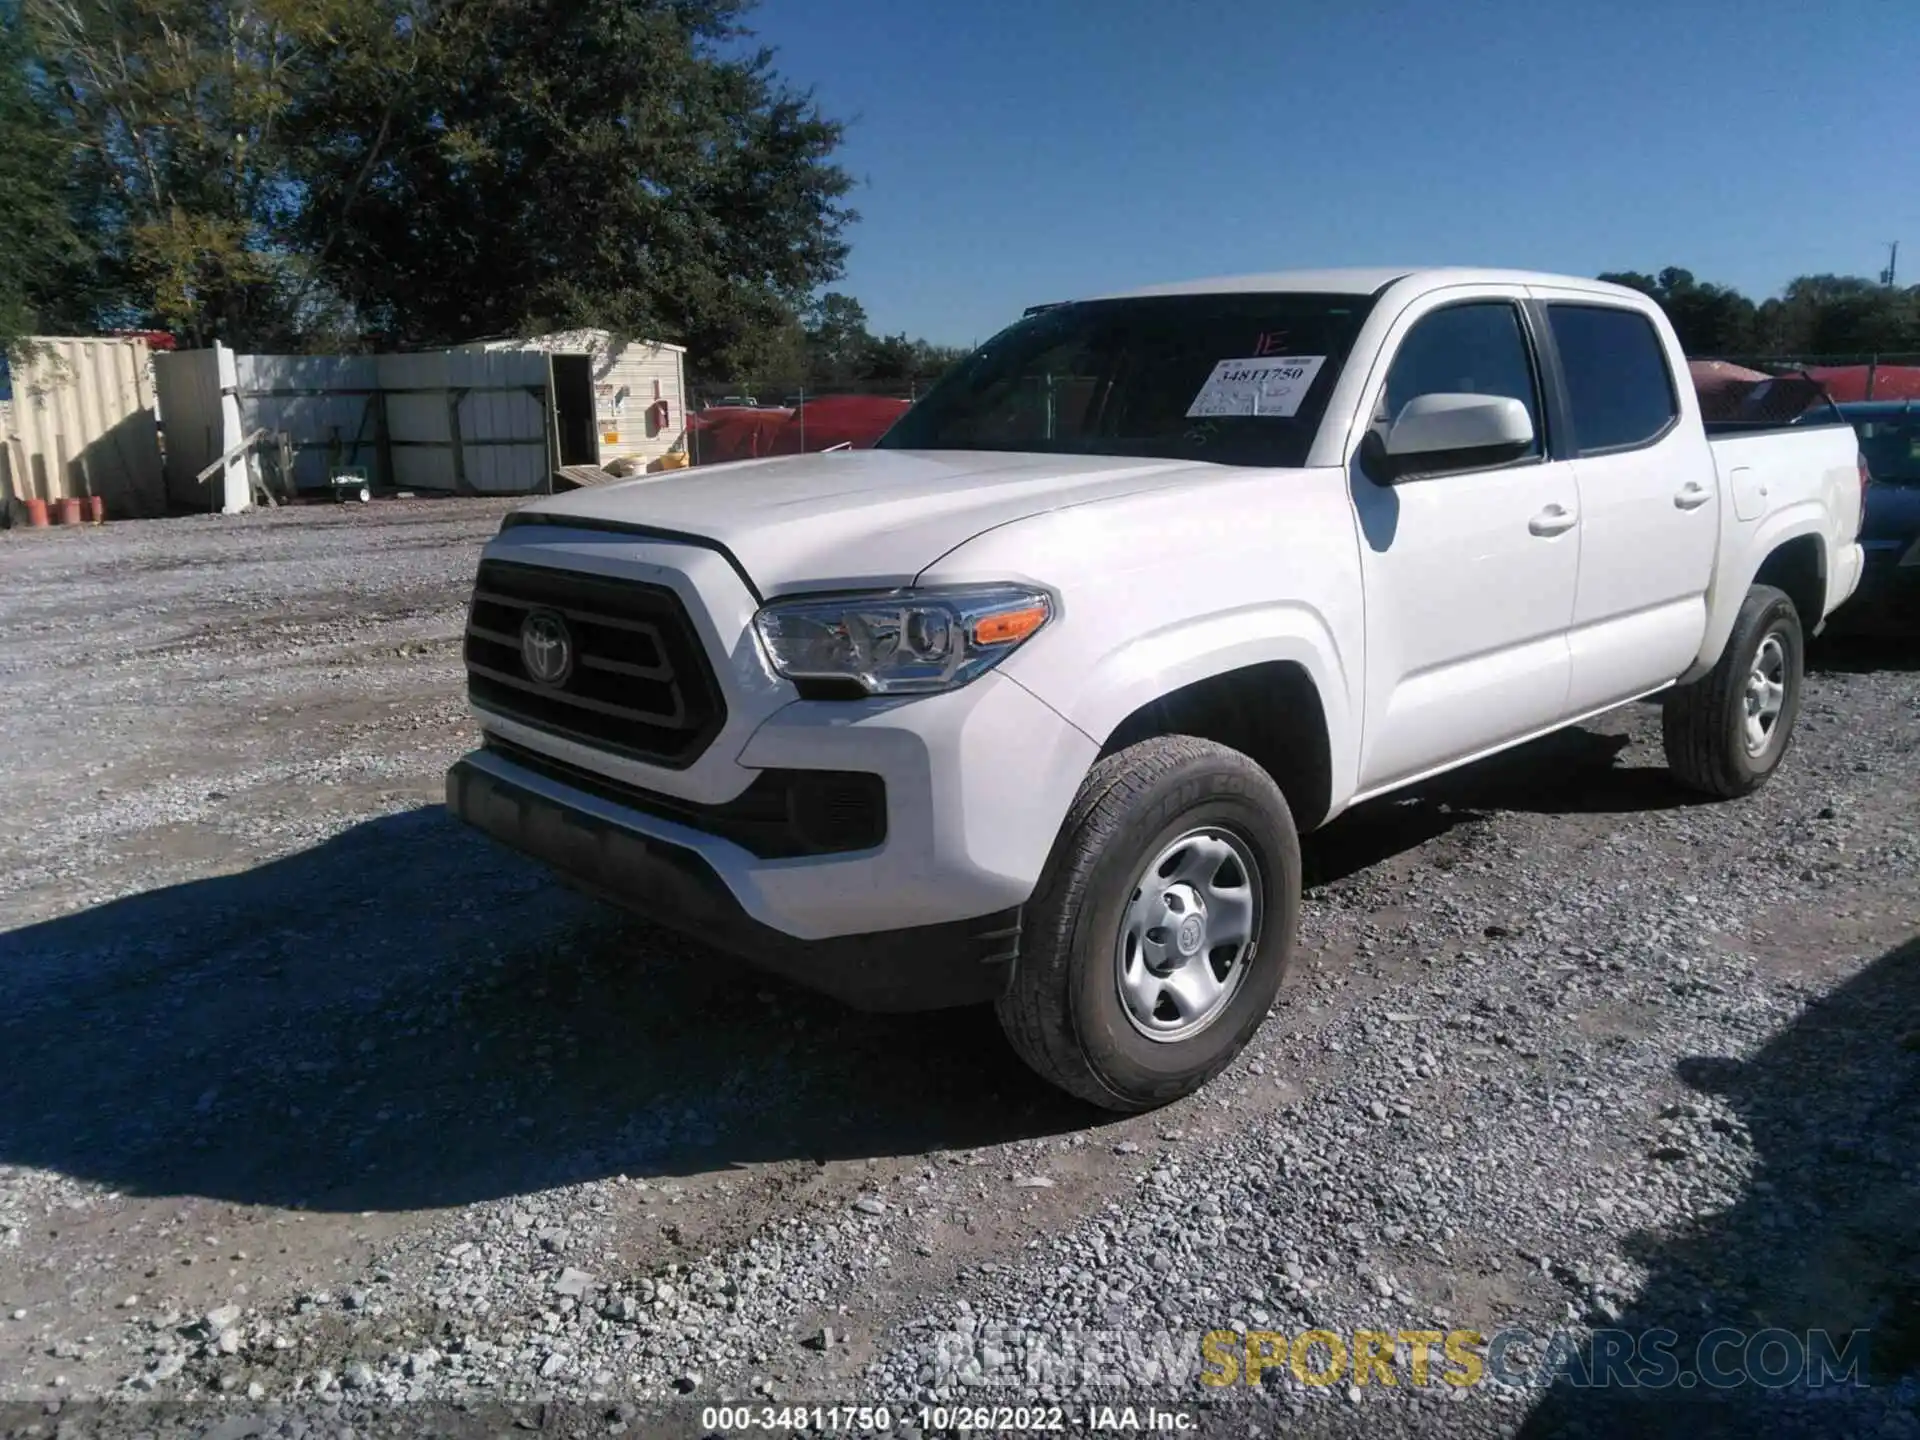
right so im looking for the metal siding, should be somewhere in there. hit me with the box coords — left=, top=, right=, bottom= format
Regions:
left=596, top=341, right=688, bottom=466
left=377, top=351, right=451, bottom=491
left=369, top=349, right=547, bottom=493
left=4, top=337, right=166, bottom=517
left=237, top=353, right=380, bottom=490
left=456, top=350, right=547, bottom=493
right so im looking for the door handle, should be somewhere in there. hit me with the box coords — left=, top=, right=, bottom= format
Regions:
left=1674, top=481, right=1713, bottom=510
left=1528, top=504, right=1577, bottom=537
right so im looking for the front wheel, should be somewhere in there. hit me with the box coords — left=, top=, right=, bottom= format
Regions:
left=1663, top=583, right=1805, bottom=797
left=996, top=736, right=1301, bottom=1112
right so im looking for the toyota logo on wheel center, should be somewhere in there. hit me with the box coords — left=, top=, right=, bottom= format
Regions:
left=519, top=610, right=574, bottom=687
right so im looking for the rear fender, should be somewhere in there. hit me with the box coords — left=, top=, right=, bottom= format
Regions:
left=1683, top=503, right=1828, bottom=681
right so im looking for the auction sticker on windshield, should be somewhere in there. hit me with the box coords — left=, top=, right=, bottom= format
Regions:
left=1185, top=356, right=1326, bottom=418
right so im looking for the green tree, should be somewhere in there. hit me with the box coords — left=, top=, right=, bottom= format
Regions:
left=859, top=332, right=919, bottom=384
left=22, top=0, right=364, bottom=347
left=1758, top=275, right=1920, bottom=356
left=285, top=0, right=855, bottom=375
left=1604, top=264, right=1920, bottom=359
left=1598, top=266, right=1756, bottom=356
left=790, top=293, right=968, bottom=393
left=801, top=291, right=871, bottom=385
left=0, top=4, right=84, bottom=350
left=908, top=338, right=968, bottom=385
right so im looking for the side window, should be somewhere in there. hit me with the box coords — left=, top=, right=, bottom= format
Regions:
left=1548, top=304, right=1679, bottom=453
left=1378, top=302, right=1544, bottom=462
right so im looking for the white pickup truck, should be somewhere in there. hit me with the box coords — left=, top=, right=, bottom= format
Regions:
left=448, top=267, right=1866, bottom=1111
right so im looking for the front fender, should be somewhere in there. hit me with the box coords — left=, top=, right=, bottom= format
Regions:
left=1005, top=601, right=1360, bottom=816
left=922, top=467, right=1369, bottom=820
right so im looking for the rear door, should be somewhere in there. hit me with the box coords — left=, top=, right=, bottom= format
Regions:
left=1531, top=293, right=1720, bottom=711
left=1349, top=289, right=1582, bottom=792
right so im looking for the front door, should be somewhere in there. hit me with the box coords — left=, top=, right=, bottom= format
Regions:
left=1349, top=291, right=1582, bottom=793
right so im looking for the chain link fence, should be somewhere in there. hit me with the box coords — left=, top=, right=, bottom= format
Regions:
left=1701, top=353, right=1920, bottom=404
left=684, top=381, right=932, bottom=466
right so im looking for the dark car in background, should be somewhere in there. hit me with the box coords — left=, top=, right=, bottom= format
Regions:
left=1831, top=402, right=1920, bottom=632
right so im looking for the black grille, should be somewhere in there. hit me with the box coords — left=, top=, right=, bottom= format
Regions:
left=483, top=737, right=886, bottom=858
left=464, top=559, right=725, bottom=768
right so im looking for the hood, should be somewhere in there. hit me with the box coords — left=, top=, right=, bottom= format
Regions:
left=515, top=448, right=1209, bottom=594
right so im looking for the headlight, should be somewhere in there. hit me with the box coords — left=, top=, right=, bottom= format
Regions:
left=754, top=584, right=1054, bottom=695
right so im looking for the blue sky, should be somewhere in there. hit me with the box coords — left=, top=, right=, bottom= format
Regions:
left=743, top=0, right=1917, bottom=346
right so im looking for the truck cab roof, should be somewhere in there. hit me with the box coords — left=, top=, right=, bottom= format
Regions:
left=1091, top=266, right=1650, bottom=304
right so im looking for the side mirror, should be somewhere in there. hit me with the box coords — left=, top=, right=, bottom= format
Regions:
left=1376, top=393, right=1535, bottom=479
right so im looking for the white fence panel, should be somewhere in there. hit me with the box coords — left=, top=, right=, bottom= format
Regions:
left=153, top=347, right=227, bottom=511
left=237, top=354, right=381, bottom=490
left=424, top=350, right=548, bottom=493
left=373, top=351, right=451, bottom=491
left=152, top=343, right=555, bottom=510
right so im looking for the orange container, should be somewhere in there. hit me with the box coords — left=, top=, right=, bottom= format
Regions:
left=55, top=497, right=84, bottom=525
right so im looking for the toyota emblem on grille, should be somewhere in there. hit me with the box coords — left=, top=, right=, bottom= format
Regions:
left=519, top=610, right=574, bottom=687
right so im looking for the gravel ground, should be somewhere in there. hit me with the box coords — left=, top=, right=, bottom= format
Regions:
left=1, top=500, right=1917, bottom=1439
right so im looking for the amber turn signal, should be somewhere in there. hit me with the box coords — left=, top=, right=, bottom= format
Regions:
left=972, top=604, right=1050, bottom=646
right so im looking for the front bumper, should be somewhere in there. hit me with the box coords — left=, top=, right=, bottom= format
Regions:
left=449, top=525, right=1101, bottom=1007
left=447, top=755, right=1023, bottom=1011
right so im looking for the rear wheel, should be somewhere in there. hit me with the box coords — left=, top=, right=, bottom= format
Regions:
left=1663, top=584, right=1804, bottom=797
left=996, top=736, right=1300, bottom=1112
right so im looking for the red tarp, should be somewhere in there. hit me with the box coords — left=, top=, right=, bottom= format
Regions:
left=685, top=406, right=793, bottom=464
left=111, top=329, right=177, bottom=351
left=687, top=395, right=911, bottom=465
left=1798, top=365, right=1920, bottom=403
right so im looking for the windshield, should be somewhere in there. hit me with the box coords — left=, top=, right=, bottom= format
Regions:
left=879, top=292, right=1377, bottom=467
left=1845, top=409, right=1920, bottom=486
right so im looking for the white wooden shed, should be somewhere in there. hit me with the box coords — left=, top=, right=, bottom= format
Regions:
left=454, top=329, right=689, bottom=471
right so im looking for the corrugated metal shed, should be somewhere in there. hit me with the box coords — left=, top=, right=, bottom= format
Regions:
left=457, top=329, right=690, bottom=469
left=2, top=337, right=166, bottom=517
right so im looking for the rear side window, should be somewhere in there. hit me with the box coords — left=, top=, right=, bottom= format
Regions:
left=1547, top=304, right=1679, bottom=453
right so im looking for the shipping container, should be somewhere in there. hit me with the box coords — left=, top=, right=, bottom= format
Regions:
left=2, top=336, right=167, bottom=518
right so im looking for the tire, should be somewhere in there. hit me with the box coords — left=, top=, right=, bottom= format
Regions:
left=1663, top=584, right=1805, bottom=798
left=996, top=736, right=1301, bottom=1112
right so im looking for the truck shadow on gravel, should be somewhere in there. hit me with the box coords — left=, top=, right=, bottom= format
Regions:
left=1515, top=935, right=1920, bottom=1439
left=2, top=694, right=1905, bottom=1218
left=0, top=807, right=1090, bottom=1213
left=1304, top=726, right=1703, bottom=887
left=0, top=708, right=1798, bottom=1216
left=1806, top=631, right=1920, bottom=675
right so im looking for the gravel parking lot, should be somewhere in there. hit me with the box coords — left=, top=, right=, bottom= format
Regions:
left=1, top=501, right=1917, bottom=1438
